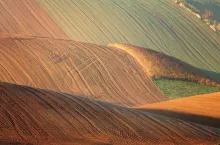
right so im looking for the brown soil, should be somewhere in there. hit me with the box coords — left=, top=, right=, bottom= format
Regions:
left=0, top=0, right=68, bottom=39
left=0, top=82, right=219, bottom=145
left=0, top=35, right=166, bottom=107
left=109, top=43, right=220, bottom=87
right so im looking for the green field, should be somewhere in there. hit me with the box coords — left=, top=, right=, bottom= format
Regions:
left=38, top=0, right=220, bottom=74
left=37, top=0, right=220, bottom=98
left=153, top=78, right=220, bottom=99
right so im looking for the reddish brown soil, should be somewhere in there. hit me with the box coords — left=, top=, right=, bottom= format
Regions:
left=0, top=0, right=68, bottom=39
left=0, top=1, right=219, bottom=144
left=109, top=43, right=220, bottom=87
left=0, top=82, right=219, bottom=145
left=0, top=35, right=166, bottom=107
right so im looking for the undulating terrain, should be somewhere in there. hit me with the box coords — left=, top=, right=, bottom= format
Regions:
left=0, top=82, right=219, bottom=145
left=0, top=0, right=220, bottom=144
left=109, top=43, right=220, bottom=85
left=0, top=0, right=219, bottom=96
left=136, top=92, right=220, bottom=127
left=37, top=0, right=220, bottom=73
left=0, top=0, right=68, bottom=39
left=109, top=43, right=220, bottom=98
left=1, top=0, right=220, bottom=72
left=0, top=34, right=166, bottom=107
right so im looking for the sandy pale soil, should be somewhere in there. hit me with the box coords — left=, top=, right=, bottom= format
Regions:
left=136, top=92, right=220, bottom=128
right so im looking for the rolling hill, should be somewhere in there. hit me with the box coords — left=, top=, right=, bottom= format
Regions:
left=0, top=0, right=68, bottom=39
left=109, top=43, right=220, bottom=98
left=0, top=34, right=166, bottom=107
left=37, top=0, right=220, bottom=73
left=136, top=92, right=220, bottom=128
left=109, top=43, right=220, bottom=86
left=0, top=1, right=220, bottom=144
left=0, top=82, right=219, bottom=145
left=0, top=0, right=220, bottom=98
left=1, top=0, right=219, bottom=64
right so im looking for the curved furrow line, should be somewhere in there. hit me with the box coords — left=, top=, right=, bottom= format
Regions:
left=17, top=39, right=63, bottom=91
left=79, top=45, right=125, bottom=103
left=84, top=45, right=139, bottom=104
left=83, top=0, right=129, bottom=43
left=0, top=82, right=219, bottom=144
left=0, top=85, right=50, bottom=140
left=43, top=91, right=101, bottom=139
left=65, top=52, right=96, bottom=98
left=0, top=0, right=68, bottom=39
left=0, top=35, right=166, bottom=106
left=74, top=1, right=115, bottom=43
left=77, top=43, right=136, bottom=104
left=37, top=0, right=220, bottom=73
left=23, top=87, right=85, bottom=139
left=109, top=43, right=220, bottom=86
left=94, top=47, right=163, bottom=103
left=57, top=93, right=105, bottom=136
left=91, top=44, right=160, bottom=104
left=59, top=93, right=109, bottom=137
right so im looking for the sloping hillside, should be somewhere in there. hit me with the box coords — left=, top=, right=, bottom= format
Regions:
left=108, top=43, right=220, bottom=98
left=1, top=0, right=219, bottom=98
left=0, top=82, right=219, bottom=145
left=0, top=34, right=166, bottom=107
left=109, top=43, right=220, bottom=86
left=137, top=92, right=220, bottom=119
left=136, top=92, right=220, bottom=128
left=38, top=0, right=220, bottom=73
left=0, top=0, right=68, bottom=39
left=0, top=1, right=220, bottom=144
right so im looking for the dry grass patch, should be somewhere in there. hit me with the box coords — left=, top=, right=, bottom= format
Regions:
left=109, top=43, right=220, bottom=87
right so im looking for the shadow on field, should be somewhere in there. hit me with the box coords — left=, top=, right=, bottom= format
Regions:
left=200, top=69, right=220, bottom=84
left=137, top=108, right=220, bottom=128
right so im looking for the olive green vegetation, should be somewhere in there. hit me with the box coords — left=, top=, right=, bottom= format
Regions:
left=153, top=78, right=220, bottom=99
left=187, top=0, right=220, bottom=22
left=38, top=0, right=220, bottom=75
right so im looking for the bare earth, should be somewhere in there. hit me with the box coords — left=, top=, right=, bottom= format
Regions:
left=0, top=34, right=166, bottom=107
left=136, top=92, right=220, bottom=128
left=0, top=1, right=220, bottom=144
left=136, top=92, right=220, bottom=119
left=0, top=0, right=68, bottom=39
left=0, top=82, right=219, bottom=145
